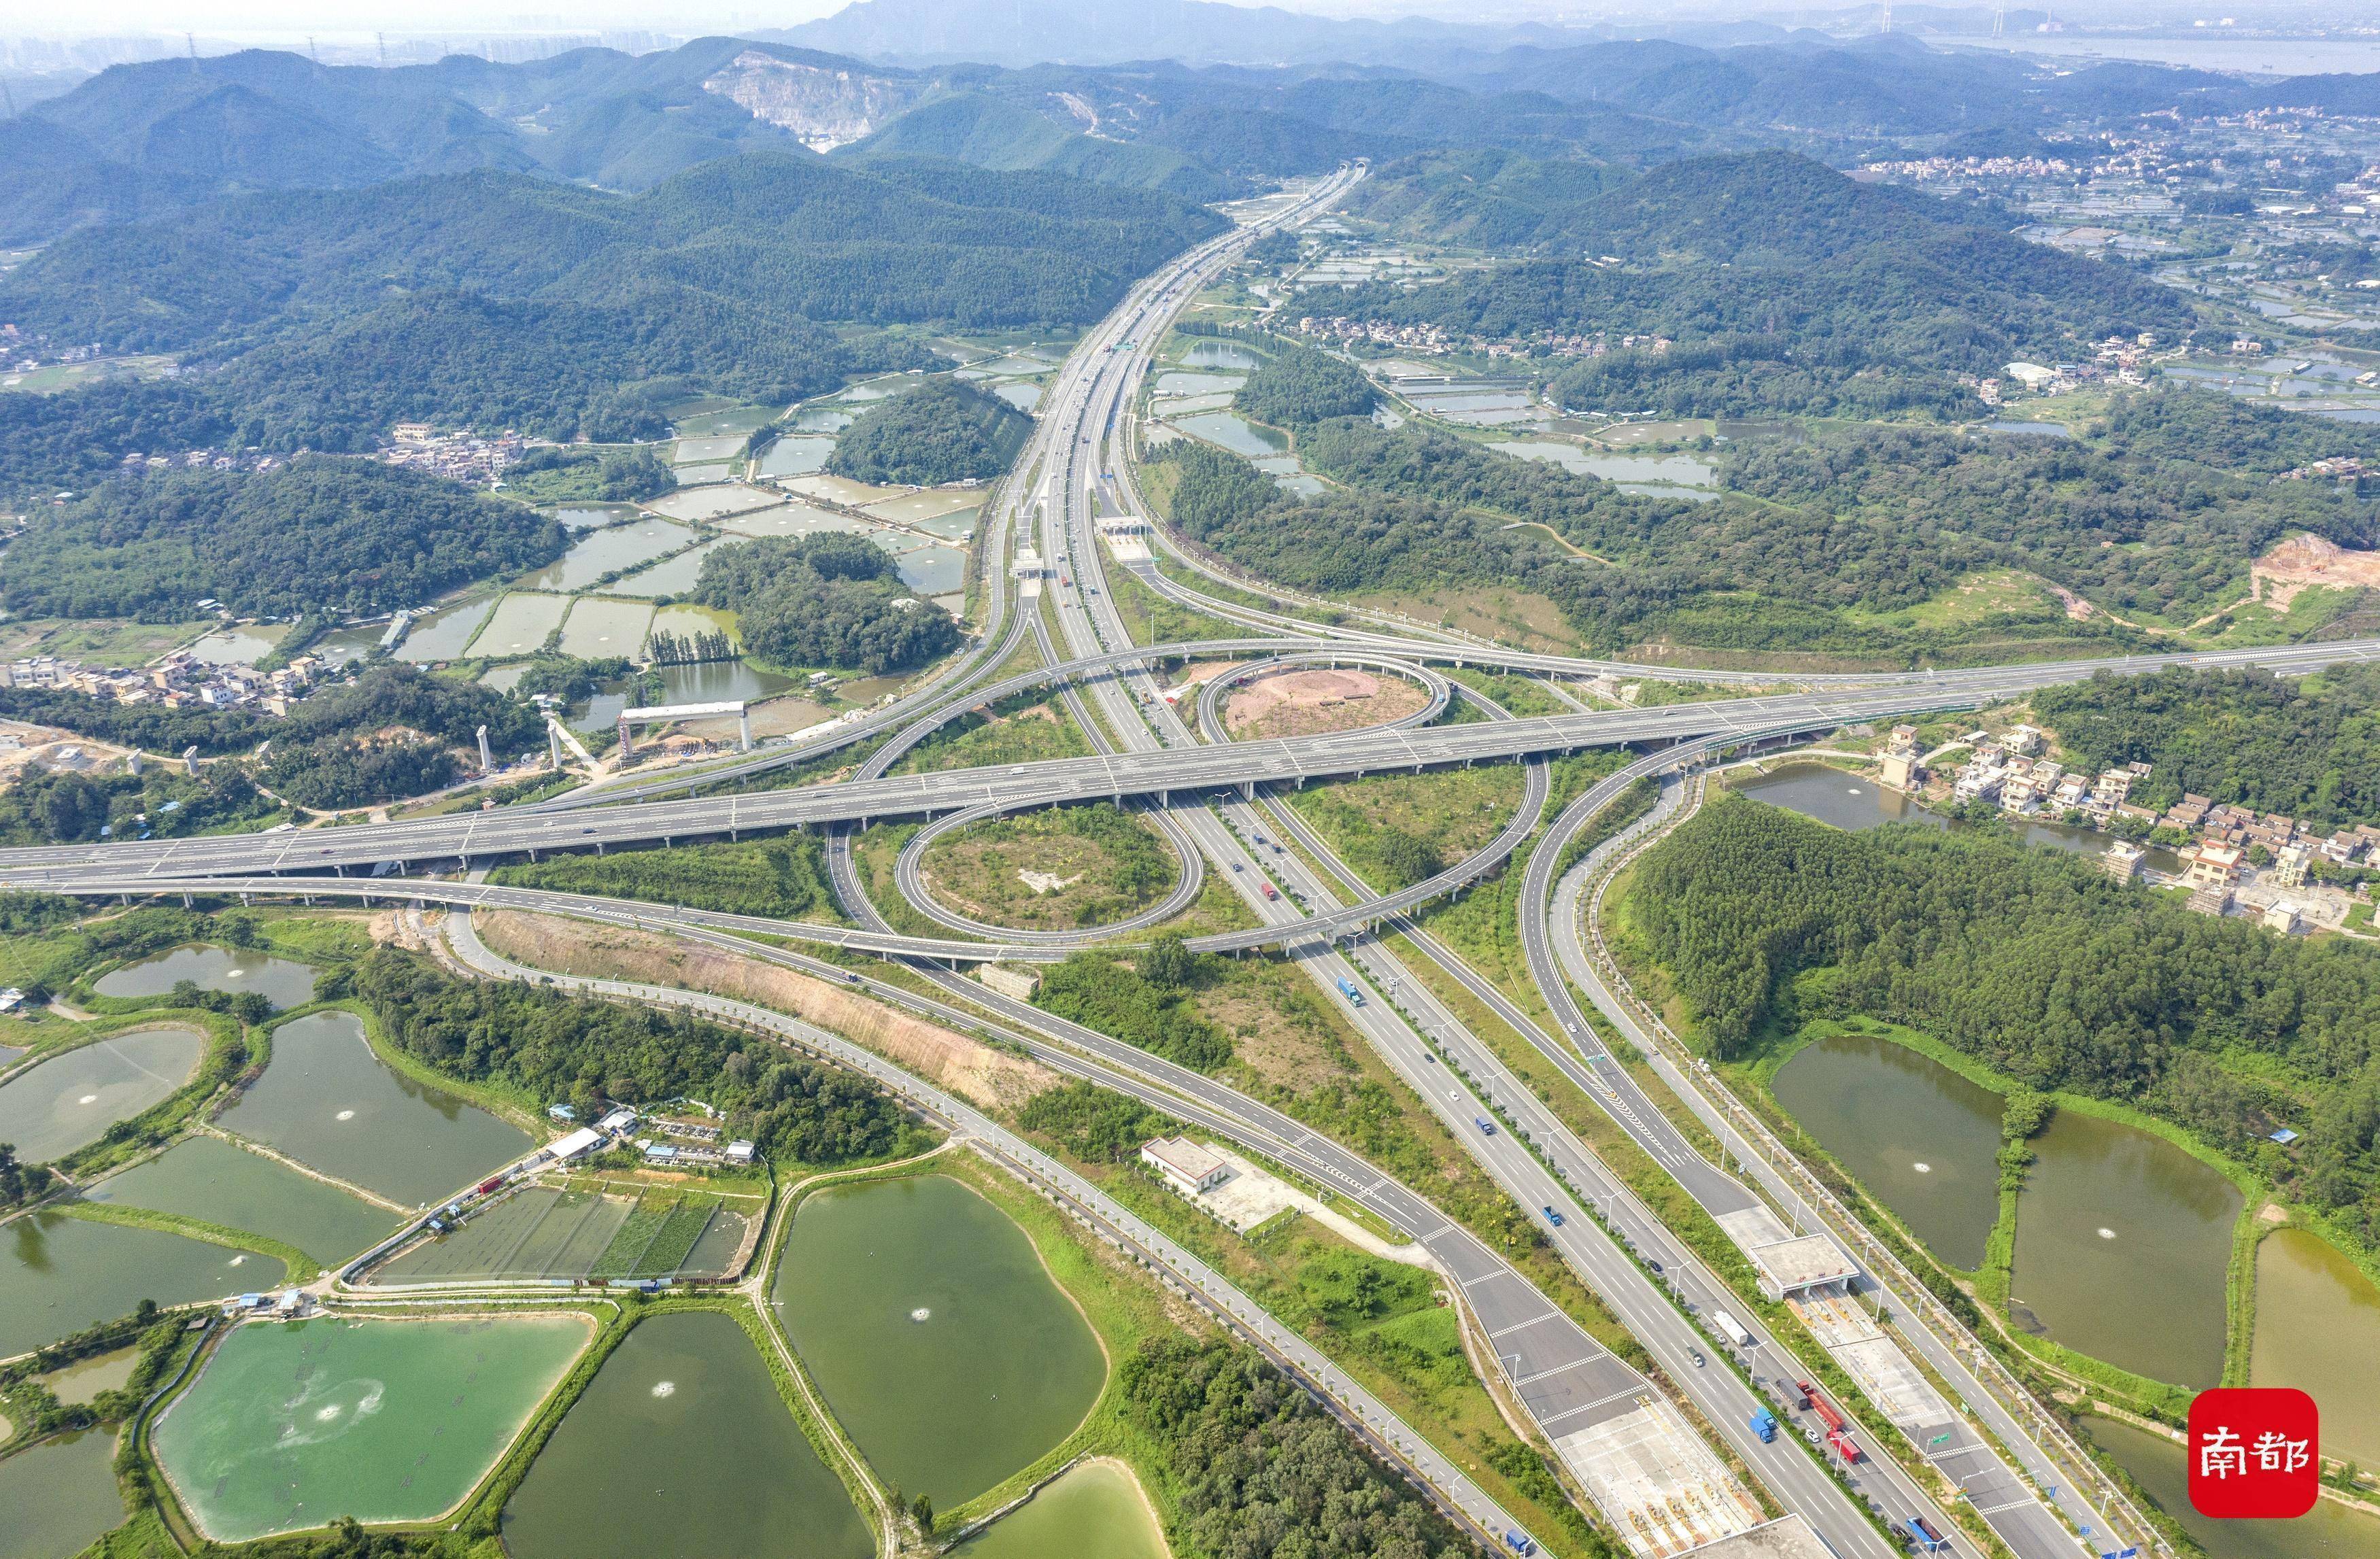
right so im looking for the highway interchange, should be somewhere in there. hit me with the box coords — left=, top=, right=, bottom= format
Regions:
left=13, top=162, right=2346, bottom=1559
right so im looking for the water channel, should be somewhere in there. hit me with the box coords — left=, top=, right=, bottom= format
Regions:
left=0, top=1026, right=205, bottom=1163
left=772, top=1174, right=1106, bottom=1509
left=154, top=1312, right=590, bottom=1542
left=216, top=1012, right=530, bottom=1210
left=503, top=1310, right=872, bottom=1559
left=1, top=1210, right=283, bottom=1359
left=0, top=1428, right=122, bottom=1559
left=85, top=1135, right=398, bottom=1266
left=1769, top=1031, right=2003, bottom=1269
left=2252, top=1228, right=2380, bottom=1466
left=2081, top=1415, right=2380, bottom=1559
left=954, top=1460, right=1170, bottom=1559
left=93, top=943, right=318, bottom=1010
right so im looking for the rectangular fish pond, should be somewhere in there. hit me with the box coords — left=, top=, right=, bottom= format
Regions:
left=152, top=1312, right=590, bottom=1543
left=84, top=1135, right=399, bottom=1269
left=2, top=1210, right=283, bottom=1360
left=216, top=1012, right=530, bottom=1211
left=501, top=1310, right=872, bottom=1559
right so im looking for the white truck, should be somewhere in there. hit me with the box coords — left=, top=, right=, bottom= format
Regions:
left=1709, top=1309, right=1754, bottom=1349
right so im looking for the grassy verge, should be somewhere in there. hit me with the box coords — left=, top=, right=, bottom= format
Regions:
left=887, top=695, right=1095, bottom=777
left=1009, top=1114, right=1607, bottom=1556
left=1102, top=544, right=1233, bottom=647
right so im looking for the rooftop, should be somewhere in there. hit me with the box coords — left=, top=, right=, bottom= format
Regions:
left=1143, top=1136, right=1227, bottom=1183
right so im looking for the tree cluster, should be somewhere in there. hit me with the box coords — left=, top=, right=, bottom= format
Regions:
left=493, top=835, right=830, bottom=921
left=1119, top=1337, right=1469, bottom=1559
left=2032, top=665, right=2380, bottom=831
left=256, top=664, right=547, bottom=809
left=1017, top=1079, right=1181, bottom=1163
left=510, top=444, right=675, bottom=501
left=352, top=948, right=915, bottom=1166
left=826, top=378, right=1030, bottom=487
left=1036, top=949, right=1233, bottom=1072
left=694, top=532, right=962, bottom=674
left=1629, top=795, right=2380, bottom=1246
left=1232, top=341, right=1378, bottom=427
left=0, top=763, right=277, bottom=845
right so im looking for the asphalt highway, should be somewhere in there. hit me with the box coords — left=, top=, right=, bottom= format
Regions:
left=5, top=634, right=2373, bottom=890
left=18, top=150, right=2325, bottom=1559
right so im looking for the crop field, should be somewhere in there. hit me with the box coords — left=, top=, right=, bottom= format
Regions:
left=366, top=1188, right=632, bottom=1286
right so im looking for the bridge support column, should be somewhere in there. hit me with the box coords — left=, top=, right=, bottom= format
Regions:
left=596, top=842, right=605, bottom=855
left=1240, top=781, right=1253, bottom=800
left=181, top=891, right=192, bottom=908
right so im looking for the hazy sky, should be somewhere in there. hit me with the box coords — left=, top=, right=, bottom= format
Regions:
left=3, top=0, right=2343, bottom=50
left=0, top=0, right=1599, bottom=45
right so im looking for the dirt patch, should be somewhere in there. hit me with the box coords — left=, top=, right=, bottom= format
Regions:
left=477, top=909, right=1056, bottom=1110
left=918, top=806, right=1178, bottom=931
left=1223, top=667, right=1429, bottom=740
left=2252, top=532, right=2380, bottom=613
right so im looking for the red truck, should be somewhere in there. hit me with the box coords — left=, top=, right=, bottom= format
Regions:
left=1795, top=1383, right=1862, bottom=1463
left=1260, top=881, right=1279, bottom=901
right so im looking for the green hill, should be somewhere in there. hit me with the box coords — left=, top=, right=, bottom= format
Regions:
left=828, top=378, right=1032, bottom=486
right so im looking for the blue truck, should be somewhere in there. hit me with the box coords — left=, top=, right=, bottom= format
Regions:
left=1503, top=1532, right=1536, bottom=1556
left=1907, top=1517, right=1950, bottom=1552
left=1475, top=1116, right=1497, bottom=1136
left=1749, top=1408, right=1778, bottom=1443
left=1335, top=976, right=1366, bottom=1007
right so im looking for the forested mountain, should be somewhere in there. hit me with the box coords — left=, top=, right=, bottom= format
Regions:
left=7, top=24, right=2362, bottom=251
left=834, top=91, right=1243, bottom=201
left=1339, top=151, right=2189, bottom=416
left=3, top=154, right=1220, bottom=353
left=1, top=461, right=564, bottom=621
left=0, top=39, right=928, bottom=245
left=0, top=152, right=1221, bottom=490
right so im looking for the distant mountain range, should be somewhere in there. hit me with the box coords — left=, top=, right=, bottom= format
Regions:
left=1, top=5, right=2374, bottom=248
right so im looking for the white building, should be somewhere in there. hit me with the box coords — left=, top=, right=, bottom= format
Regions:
left=549, top=1127, right=606, bottom=1163
left=1141, top=1137, right=1229, bottom=1195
